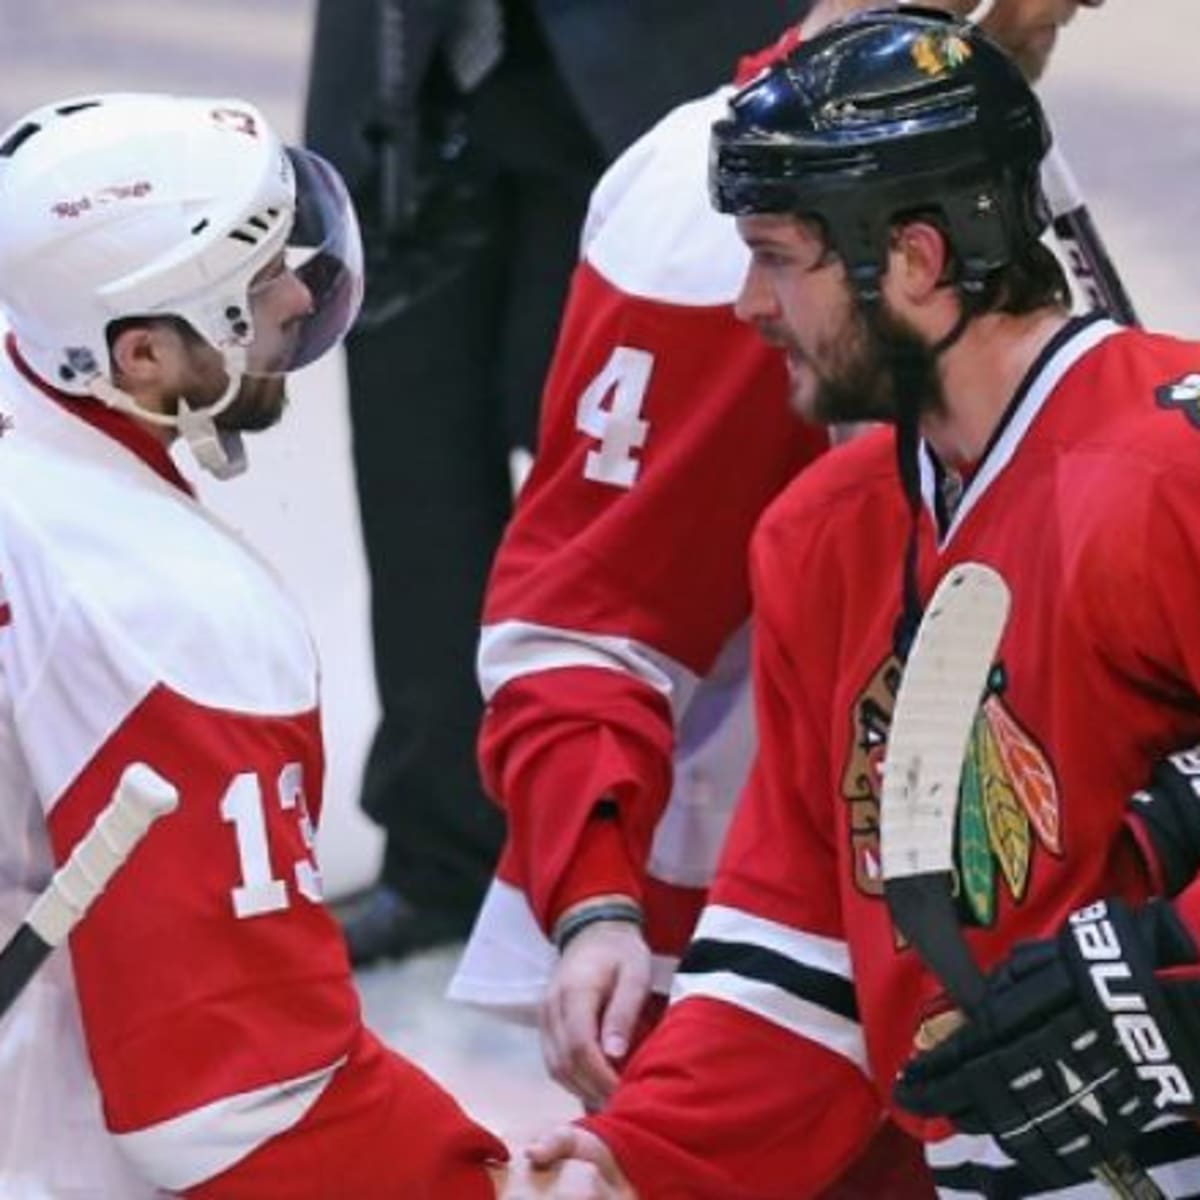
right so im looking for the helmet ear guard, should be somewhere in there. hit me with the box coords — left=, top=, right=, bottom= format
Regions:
left=709, top=9, right=1052, bottom=303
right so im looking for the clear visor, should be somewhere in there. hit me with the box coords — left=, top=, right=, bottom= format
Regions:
left=243, top=146, right=364, bottom=376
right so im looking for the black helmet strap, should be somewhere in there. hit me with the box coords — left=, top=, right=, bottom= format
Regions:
left=885, top=289, right=978, bottom=662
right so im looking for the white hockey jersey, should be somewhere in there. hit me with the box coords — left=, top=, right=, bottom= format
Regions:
left=0, top=338, right=501, bottom=1197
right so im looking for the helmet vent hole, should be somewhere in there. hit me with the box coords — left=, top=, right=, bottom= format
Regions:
left=832, top=81, right=973, bottom=122
left=0, top=123, right=40, bottom=158
left=55, top=100, right=102, bottom=117
left=191, top=218, right=210, bottom=235
left=229, top=209, right=280, bottom=244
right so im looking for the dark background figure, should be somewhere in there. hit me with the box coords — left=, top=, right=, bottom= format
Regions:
left=304, top=0, right=806, bottom=965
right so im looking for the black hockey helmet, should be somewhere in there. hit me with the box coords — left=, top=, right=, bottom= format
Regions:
left=710, top=7, right=1052, bottom=301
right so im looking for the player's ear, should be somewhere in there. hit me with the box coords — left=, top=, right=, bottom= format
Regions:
left=107, top=320, right=179, bottom=390
left=888, top=219, right=952, bottom=303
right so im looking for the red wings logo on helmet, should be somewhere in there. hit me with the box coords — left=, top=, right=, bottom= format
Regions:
left=210, top=107, right=259, bottom=138
left=50, top=181, right=153, bottom=219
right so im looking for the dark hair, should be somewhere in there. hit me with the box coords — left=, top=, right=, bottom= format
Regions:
left=976, top=239, right=1070, bottom=315
left=105, top=314, right=204, bottom=355
left=890, top=209, right=1069, bottom=318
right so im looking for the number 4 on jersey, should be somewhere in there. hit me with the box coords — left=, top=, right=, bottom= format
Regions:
left=575, top=346, right=654, bottom=488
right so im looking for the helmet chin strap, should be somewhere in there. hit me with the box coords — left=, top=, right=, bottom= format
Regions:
left=880, top=293, right=980, bottom=662
left=86, top=345, right=249, bottom=480
left=175, top=401, right=247, bottom=480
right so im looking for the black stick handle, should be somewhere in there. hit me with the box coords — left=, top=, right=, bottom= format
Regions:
left=0, top=763, right=178, bottom=1022
left=1043, top=145, right=1141, bottom=327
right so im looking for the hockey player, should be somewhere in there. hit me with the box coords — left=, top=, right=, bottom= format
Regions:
left=522, top=9, right=1200, bottom=1198
left=452, top=0, right=1107, bottom=1117
left=0, top=93, right=522, bottom=1198
left=449, top=0, right=829, bottom=1099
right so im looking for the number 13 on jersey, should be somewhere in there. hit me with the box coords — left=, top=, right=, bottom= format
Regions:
left=221, top=762, right=322, bottom=918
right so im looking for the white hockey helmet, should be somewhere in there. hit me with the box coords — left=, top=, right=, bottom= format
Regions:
left=0, top=93, right=364, bottom=476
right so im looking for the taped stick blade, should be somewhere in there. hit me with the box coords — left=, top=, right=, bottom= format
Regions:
left=879, top=572, right=1164, bottom=1197
left=880, top=563, right=1011, bottom=883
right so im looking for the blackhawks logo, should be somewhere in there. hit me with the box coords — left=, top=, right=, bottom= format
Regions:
left=842, top=655, right=1062, bottom=925
left=1155, top=373, right=1200, bottom=429
left=911, top=31, right=973, bottom=78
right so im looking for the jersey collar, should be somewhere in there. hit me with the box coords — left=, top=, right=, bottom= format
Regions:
left=921, top=312, right=1122, bottom=546
left=5, top=333, right=194, bottom=497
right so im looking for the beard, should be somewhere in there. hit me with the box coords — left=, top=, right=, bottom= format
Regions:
left=214, top=373, right=289, bottom=432
left=792, top=299, right=946, bottom=427
left=172, top=334, right=290, bottom=433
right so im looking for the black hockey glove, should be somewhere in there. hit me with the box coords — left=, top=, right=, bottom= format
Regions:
left=1126, top=745, right=1200, bottom=896
left=894, top=899, right=1200, bottom=1189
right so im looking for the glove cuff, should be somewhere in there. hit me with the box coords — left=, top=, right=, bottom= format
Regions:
left=1126, top=748, right=1200, bottom=897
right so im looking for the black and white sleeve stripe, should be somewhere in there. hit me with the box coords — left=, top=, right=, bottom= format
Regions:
left=670, top=904, right=868, bottom=1075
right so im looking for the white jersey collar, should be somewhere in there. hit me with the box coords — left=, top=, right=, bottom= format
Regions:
left=920, top=313, right=1123, bottom=547
left=5, top=333, right=194, bottom=497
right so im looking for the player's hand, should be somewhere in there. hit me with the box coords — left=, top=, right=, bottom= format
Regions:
left=539, top=921, right=652, bottom=1109
left=911, top=1006, right=964, bottom=1053
left=523, top=1125, right=639, bottom=1198
left=895, top=898, right=1200, bottom=1189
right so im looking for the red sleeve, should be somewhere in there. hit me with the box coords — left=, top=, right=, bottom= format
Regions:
left=580, top=541, right=882, bottom=1197
left=486, top=262, right=821, bottom=667
left=50, top=684, right=503, bottom=1196
left=186, top=1032, right=497, bottom=1199
left=479, top=259, right=825, bottom=929
left=480, top=666, right=673, bottom=930
left=546, top=806, right=643, bottom=921
left=584, top=1000, right=881, bottom=1200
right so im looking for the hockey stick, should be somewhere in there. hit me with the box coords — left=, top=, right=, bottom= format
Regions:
left=880, top=563, right=1163, bottom=1200
left=1043, top=145, right=1140, bottom=328
left=0, top=762, right=178, bottom=1021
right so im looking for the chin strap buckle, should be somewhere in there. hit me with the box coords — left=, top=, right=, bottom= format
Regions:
left=176, top=400, right=247, bottom=479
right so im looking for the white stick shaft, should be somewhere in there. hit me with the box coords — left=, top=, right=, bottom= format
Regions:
left=1042, top=144, right=1084, bottom=219
left=26, top=763, right=178, bottom=946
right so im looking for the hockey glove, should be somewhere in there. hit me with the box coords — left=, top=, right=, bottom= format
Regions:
left=1125, top=745, right=1200, bottom=897
left=894, top=898, right=1200, bottom=1189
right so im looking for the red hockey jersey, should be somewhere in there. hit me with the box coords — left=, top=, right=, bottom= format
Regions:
left=584, top=317, right=1200, bottom=1198
left=0, top=339, right=503, bottom=1197
left=450, top=81, right=827, bottom=1013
